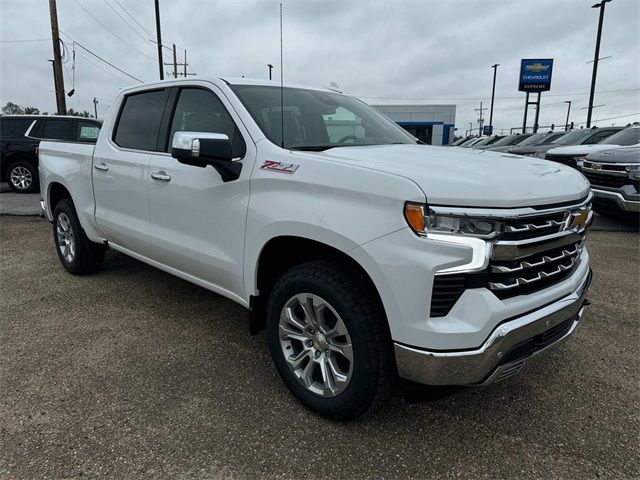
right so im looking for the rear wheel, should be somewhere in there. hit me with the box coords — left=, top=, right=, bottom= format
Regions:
left=52, top=198, right=105, bottom=275
left=267, top=260, right=393, bottom=420
left=7, top=160, right=39, bottom=193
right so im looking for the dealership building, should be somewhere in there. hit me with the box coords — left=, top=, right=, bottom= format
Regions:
left=371, top=104, right=456, bottom=145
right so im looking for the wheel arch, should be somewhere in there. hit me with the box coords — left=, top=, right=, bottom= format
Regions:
left=48, top=181, right=73, bottom=214
left=249, top=235, right=388, bottom=334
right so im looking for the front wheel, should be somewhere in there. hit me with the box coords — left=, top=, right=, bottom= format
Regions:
left=266, top=260, right=394, bottom=420
left=52, top=198, right=105, bottom=275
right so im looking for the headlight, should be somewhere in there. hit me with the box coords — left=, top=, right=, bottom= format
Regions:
left=576, top=156, right=587, bottom=168
left=627, top=164, right=640, bottom=180
left=404, top=203, right=503, bottom=239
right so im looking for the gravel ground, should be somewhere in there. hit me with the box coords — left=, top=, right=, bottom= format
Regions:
left=0, top=216, right=638, bottom=479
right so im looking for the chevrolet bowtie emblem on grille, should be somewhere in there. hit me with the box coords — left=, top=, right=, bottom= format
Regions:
left=591, top=163, right=603, bottom=170
left=564, top=207, right=590, bottom=231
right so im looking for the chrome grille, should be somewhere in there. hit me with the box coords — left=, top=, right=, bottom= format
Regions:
left=582, top=170, right=635, bottom=189
left=487, top=200, right=591, bottom=299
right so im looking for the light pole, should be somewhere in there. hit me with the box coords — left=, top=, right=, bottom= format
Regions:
left=586, top=0, right=612, bottom=128
left=267, top=64, right=274, bottom=80
left=489, top=64, right=499, bottom=131
left=564, top=101, right=572, bottom=131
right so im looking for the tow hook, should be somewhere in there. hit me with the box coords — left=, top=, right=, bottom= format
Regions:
left=582, top=299, right=591, bottom=307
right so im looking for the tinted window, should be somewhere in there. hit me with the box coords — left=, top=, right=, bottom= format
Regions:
left=0, top=118, right=30, bottom=137
left=584, top=129, right=619, bottom=145
left=77, top=121, right=101, bottom=142
left=491, top=134, right=532, bottom=147
left=552, top=129, right=592, bottom=145
left=114, top=89, right=169, bottom=151
left=541, top=133, right=565, bottom=144
left=32, top=119, right=72, bottom=140
left=168, top=88, right=246, bottom=158
left=600, top=128, right=640, bottom=146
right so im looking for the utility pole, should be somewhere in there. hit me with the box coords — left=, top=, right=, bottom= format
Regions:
left=154, top=0, right=164, bottom=80
left=184, top=49, right=187, bottom=78
left=48, top=0, right=66, bottom=115
left=587, top=0, right=612, bottom=128
left=475, top=102, right=487, bottom=136
left=564, top=100, right=572, bottom=131
left=489, top=64, right=499, bottom=130
left=93, top=97, right=98, bottom=118
left=172, top=43, right=177, bottom=78
left=267, top=64, right=274, bottom=80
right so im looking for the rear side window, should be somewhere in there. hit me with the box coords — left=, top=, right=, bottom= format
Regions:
left=584, top=129, right=618, bottom=144
left=32, top=119, right=73, bottom=140
left=0, top=118, right=30, bottom=137
left=114, top=89, right=169, bottom=151
left=167, top=88, right=246, bottom=158
left=77, top=121, right=101, bottom=142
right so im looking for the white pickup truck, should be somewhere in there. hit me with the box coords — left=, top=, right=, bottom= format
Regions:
left=39, top=78, right=593, bottom=419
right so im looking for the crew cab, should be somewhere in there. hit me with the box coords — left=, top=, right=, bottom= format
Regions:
left=39, top=78, right=593, bottom=419
left=0, top=115, right=101, bottom=193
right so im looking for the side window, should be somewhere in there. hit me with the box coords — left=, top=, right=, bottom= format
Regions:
left=168, top=88, right=246, bottom=158
left=0, top=118, right=30, bottom=138
left=584, top=130, right=616, bottom=144
left=114, top=89, right=169, bottom=151
left=33, top=119, right=72, bottom=140
left=77, top=121, right=101, bottom=142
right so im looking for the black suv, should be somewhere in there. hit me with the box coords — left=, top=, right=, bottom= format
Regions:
left=0, top=115, right=101, bottom=193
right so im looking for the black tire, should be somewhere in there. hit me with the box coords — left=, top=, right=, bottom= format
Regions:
left=6, top=160, right=39, bottom=193
left=266, top=260, right=394, bottom=420
left=52, top=198, right=105, bottom=275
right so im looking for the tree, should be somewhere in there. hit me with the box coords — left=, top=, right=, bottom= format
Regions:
left=23, top=106, right=41, bottom=115
left=67, top=108, right=92, bottom=118
left=2, top=102, right=24, bottom=114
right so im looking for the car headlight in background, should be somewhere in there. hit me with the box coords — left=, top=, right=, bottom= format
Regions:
left=576, top=157, right=588, bottom=168
left=626, top=164, right=640, bottom=180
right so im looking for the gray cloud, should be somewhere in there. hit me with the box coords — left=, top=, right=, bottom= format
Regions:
left=1, top=0, right=638, bottom=132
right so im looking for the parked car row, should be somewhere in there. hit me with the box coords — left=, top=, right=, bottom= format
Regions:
left=0, top=115, right=102, bottom=193
left=453, top=126, right=639, bottom=217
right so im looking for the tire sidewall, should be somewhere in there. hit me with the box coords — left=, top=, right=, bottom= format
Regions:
left=52, top=200, right=82, bottom=272
left=267, top=264, right=385, bottom=418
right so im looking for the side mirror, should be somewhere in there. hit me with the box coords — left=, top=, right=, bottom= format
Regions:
left=171, top=131, right=241, bottom=182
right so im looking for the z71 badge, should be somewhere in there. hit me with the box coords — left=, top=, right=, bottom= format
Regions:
left=259, top=160, right=299, bottom=174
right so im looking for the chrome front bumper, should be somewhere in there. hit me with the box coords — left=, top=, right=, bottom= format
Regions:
left=394, top=269, right=592, bottom=386
left=591, top=188, right=640, bottom=213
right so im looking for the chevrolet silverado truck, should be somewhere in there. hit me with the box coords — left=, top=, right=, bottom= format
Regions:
left=579, top=146, right=640, bottom=215
left=38, top=78, right=593, bottom=420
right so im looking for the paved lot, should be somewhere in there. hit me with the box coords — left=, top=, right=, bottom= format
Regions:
left=0, top=216, right=639, bottom=479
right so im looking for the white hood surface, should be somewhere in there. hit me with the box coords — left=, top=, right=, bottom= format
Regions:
left=309, top=144, right=590, bottom=208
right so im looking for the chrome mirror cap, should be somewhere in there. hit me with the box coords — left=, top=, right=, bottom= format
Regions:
left=171, top=131, right=229, bottom=157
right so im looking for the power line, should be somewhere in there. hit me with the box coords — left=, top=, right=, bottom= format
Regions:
left=70, top=0, right=156, bottom=62
left=0, top=38, right=52, bottom=43
left=76, top=49, right=134, bottom=83
left=112, top=0, right=155, bottom=37
left=102, top=0, right=150, bottom=43
left=60, top=30, right=143, bottom=82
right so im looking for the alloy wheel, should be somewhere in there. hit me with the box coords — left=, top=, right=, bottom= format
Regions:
left=278, top=293, right=353, bottom=397
left=10, top=166, right=32, bottom=190
left=56, top=212, right=76, bottom=263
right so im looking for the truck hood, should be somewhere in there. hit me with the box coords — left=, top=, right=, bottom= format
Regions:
left=546, top=144, right=624, bottom=157
left=586, top=146, right=640, bottom=163
left=306, top=144, right=589, bottom=207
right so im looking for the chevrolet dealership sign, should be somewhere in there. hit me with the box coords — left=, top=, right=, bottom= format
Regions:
left=518, top=59, right=554, bottom=92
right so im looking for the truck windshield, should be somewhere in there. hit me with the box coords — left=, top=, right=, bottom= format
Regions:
left=600, top=128, right=640, bottom=146
left=230, top=85, right=416, bottom=150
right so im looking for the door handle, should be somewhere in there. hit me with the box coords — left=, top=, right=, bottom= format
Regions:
left=151, top=171, right=171, bottom=182
left=94, top=163, right=109, bottom=171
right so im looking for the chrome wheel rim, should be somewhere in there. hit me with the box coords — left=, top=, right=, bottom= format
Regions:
left=279, top=293, right=353, bottom=397
left=56, top=213, right=75, bottom=263
left=10, top=166, right=32, bottom=190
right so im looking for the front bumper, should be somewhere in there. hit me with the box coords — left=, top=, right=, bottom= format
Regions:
left=591, top=188, right=640, bottom=213
left=394, top=269, right=592, bottom=386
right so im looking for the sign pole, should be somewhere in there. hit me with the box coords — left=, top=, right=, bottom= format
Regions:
left=522, top=92, right=529, bottom=134
left=533, top=92, right=541, bottom=133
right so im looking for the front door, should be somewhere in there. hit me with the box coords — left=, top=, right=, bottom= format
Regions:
left=146, top=86, right=254, bottom=300
left=93, top=88, right=170, bottom=255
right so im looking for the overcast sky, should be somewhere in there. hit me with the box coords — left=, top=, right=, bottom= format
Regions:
left=1, top=0, right=639, bottom=134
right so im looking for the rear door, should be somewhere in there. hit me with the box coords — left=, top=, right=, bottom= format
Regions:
left=93, top=88, right=170, bottom=255
left=146, top=85, right=255, bottom=298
